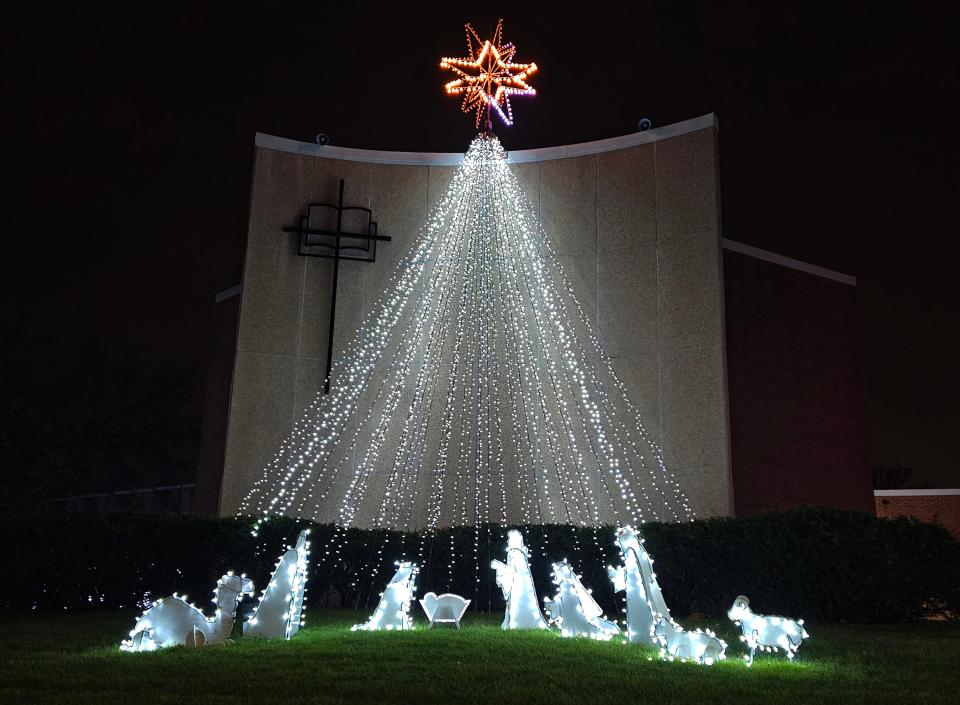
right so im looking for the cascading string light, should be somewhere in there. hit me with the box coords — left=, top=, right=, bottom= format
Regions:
left=495, top=151, right=635, bottom=525
left=239, top=168, right=462, bottom=531
left=238, top=132, right=698, bottom=606
left=498, top=187, right=607, bottom=533
left=344, top=170, right=478, bottom=592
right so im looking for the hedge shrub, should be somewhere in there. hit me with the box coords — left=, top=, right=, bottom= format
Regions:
left=4, top=506, right=958, bottom=621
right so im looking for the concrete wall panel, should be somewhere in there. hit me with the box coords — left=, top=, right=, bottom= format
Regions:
left=654, top=129, right=719, bottom=243
left=540, top=155, right=597, bottom=257
left=235, top=245, right=305, bottom=357
left=598, top=242, right=658, bottom=359
left=659, top=344, right=729, bottom=472
left=657, top=233, right=724, bottom=351
left=221, top=352, right=298, bottom=513
left=598, top=144, right=657, bottom=249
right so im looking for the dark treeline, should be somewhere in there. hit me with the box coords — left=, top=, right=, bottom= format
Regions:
left=0, top=328, right=201, bottom=510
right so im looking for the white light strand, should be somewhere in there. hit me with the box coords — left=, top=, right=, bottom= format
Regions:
left=238, top=134, right=697, bottom=588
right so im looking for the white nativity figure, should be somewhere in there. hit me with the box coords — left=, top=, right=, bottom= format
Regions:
left=420, top=592, right=470, bottom=628
left=244, top=529, right=310, bottom=639
left=727, top=595, right=809, bottom=666
left=351, top=561, right=419, bottom=632
left=653, top=617, right=727, bottom=665
left=120, top=572, right=254, bottom=652
left=543, top=560, right=620, bottom=640
left=607, top=525, right=671, bottom=645
left=491, top=529, right=549, bottom=630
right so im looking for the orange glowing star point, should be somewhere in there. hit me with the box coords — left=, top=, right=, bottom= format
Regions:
left=440, top=19, right=538, bottom=129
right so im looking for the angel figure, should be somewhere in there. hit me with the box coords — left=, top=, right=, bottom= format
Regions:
left=490, top=530, right=549, bottom=630
left=543, top=560, right=620, bottom=640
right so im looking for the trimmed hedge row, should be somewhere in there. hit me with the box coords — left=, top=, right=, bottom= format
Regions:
left=4, top=506, right=958, bottom=621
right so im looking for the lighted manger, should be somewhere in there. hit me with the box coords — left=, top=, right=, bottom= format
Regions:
left=244, top=529, right=311, bottom=640
left=120, top=572, right=254, bottom=652
left=491, top=530, right=550, bottom=630
left=727, top=595, right=809, bottom=666
left=543, top=560, right=620, bottom=640
left=420, top=592, right=471, bottom=628
left=352, top=561, right=419, bottom=632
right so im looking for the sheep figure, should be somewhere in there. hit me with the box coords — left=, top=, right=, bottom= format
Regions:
left=727, top=595, right=809, bottom=666
left=653, top=617, right=727, bottom=665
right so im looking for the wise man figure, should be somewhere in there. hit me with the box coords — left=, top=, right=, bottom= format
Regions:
left=544, top=560, right=620, bottom=640
left=491, top=530, right=549, bottom=629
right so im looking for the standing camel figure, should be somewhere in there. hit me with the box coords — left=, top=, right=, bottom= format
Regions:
left=120, top=572, right=255, bottom=651
left=491, top=530, right=549, bottom=630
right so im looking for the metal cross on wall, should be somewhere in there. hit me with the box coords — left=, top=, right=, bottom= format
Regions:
left=283, top=179, right=391, bottom=393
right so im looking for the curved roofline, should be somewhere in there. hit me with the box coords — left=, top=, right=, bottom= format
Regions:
left=254, top=113, right=717, bottom=166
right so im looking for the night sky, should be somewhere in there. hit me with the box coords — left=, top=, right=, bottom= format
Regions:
left=3, top=1, right=958, bottom=492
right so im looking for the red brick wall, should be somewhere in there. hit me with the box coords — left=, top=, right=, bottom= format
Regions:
left=874, top=493, right=960, bottom=539
left=724, top=250, right=872, bottom=516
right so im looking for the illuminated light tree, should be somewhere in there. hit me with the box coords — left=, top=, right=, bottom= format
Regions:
left=238, top=22, right=696, bottom=594
left=239, top=133, right=694, bottom=532
left=491, top=530, right=549, bottom=630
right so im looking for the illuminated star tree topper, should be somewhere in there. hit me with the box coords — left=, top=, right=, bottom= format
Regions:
left=440, top=19, right=538, bottom=130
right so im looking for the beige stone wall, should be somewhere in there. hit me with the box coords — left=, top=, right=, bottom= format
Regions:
left=220, top=118, right=732, bottom=521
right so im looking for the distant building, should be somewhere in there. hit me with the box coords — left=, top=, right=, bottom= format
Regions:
left=874, top=489, right=960, bottom=539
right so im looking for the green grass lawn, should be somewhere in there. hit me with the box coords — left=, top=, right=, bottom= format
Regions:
left=2, top=609, right=958, bottom=704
